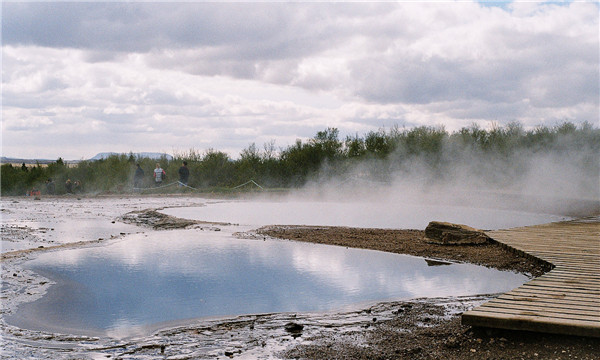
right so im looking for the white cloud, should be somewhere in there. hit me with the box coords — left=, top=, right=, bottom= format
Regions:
left=2, top=1, right=598, bottom=159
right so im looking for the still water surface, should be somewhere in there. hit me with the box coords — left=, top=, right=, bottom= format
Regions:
left=13, top=229, right=528, bottom=338
left=163, top=200, right=567, bottom=229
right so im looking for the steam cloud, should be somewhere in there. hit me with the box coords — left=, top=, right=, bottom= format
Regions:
left=296, top=138, right=600, bottom=218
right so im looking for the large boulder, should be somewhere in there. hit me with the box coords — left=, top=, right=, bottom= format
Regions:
left=425, top=221, right=490, bottom=245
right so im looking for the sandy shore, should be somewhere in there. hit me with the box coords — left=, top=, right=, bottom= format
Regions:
left=1, top=195, right=598, bottom=359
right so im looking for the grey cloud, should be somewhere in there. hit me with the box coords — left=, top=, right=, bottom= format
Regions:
left=350, top=29, right=597, bottom=112
left=3, top=3, right=341, bottom=56
left=2, top=1, right=598, bottom=160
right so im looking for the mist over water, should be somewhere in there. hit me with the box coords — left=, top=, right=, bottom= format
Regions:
left=164, top=136, right=599, bottom=230
left=293, top=139, right=600, bottom=221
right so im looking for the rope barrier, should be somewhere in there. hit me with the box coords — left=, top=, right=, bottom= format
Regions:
left=133, top=181, right=180, bottom=191
left=232, top=179, right=264, bottom=190
left=133, top=179, right=265, bottom=191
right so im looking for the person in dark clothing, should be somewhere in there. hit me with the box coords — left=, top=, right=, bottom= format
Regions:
left=65, top=179, right=73, bottom=193
left=73, top=180, right=82, bottom=193
left=45, top=178, right=55, bottom=195
left=178, top=161, right=190, bottom=186
left=134, top=164, right=145, bottom=189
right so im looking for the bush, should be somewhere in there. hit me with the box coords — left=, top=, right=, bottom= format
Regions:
left=1, top=121, right=597, bottom=195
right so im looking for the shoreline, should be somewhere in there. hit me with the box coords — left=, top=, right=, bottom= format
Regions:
left=1, top=196, right=598, bottom=359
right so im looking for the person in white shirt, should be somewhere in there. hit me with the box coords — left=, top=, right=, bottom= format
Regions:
left=153, top=163, right=166, bottom=186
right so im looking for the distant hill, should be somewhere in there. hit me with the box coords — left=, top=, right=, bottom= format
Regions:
left=89, top=152, right=173, bottom=161
left=1, top=157, right=65, bottom=165
left=1, top=152, right=173, bottom=165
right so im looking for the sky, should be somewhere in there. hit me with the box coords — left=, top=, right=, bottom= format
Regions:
left=2, top=1, right=599, bottom=160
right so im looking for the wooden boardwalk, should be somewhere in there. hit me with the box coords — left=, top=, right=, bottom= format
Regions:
left=462, top=218, right=600, bottom=337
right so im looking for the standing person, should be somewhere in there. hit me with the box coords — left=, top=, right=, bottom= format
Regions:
left=45, top=178, right=55, bottom=195
left=153, top=163, right=166, bottom=186
left=178, top=161, right=190, bottom=186
left=65, top=179, right=73, bottom=193
left=73, top=180, right=82, bottom=193
left=134, top=164, right=145, bottom=189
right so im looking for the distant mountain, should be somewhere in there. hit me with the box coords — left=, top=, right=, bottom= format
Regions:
left=89, top=152, right=173, bottom=161
left=1, top=152, right=173, bottom=165
left=1, top=157, right=61, bottom=165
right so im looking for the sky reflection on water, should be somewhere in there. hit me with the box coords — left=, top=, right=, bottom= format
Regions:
left=14, top=229, right=528, bottom=337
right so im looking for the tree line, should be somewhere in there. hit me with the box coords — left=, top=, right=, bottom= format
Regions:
left=1, top=121, right=598, bottom=196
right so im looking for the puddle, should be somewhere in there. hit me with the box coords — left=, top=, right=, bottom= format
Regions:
left=162, top=200, right=568, bottom=229
left=0, top=219, right=138, bottom=253
left=8, top=229, right=528, bottom=338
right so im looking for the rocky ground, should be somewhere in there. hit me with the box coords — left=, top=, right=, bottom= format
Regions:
left=1, top=195, right=598, bottom=359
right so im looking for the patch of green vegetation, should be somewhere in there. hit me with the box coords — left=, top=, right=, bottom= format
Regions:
left=2, top=121, right=598, bottom=196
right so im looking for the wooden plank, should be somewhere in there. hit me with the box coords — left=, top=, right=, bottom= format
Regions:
left=462, top=310, right=600, bottom=337
left=497, top=243, right=600, bottom=250
left=549, top=268, right=600, bottom=276
left=492, top=296, right=600, bottom=315
left=515, top=249, right=598, bottom=256
left=541, top=273, right=600, bottom=282
left=481, top=300, right=600, bottom=317
left=507, top=288, right=600, bottom=302
left=497, top=294, right=600, bottom=309
left=464, top=307, right=600, bottom=323
left=525, top=278, right=600, bottom=291
left=531, top=274, right=600, bottom=284
left=518, top=283, right=600, bottom=296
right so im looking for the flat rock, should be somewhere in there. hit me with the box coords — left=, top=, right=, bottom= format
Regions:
left=425, top=221, right=490, bottom=245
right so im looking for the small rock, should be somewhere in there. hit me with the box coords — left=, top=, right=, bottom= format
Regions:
left=444, top=336, right=460, bottom=348
left=284, top=322, right=304, bottom=334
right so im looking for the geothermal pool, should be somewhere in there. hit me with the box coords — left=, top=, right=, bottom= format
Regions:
left=8, top=199, right=565, bottom=339
left=162, top=199, right=568, bottom=229
left=10, top=229, right=528, bottom=338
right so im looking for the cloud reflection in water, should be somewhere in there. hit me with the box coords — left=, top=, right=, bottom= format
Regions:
left=16, top=229, right=527, bottom=337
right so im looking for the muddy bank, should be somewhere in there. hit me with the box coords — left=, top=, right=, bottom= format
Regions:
left=282, top=299, right=600, bottom=360
left=258, top=225, right=552, bottom=277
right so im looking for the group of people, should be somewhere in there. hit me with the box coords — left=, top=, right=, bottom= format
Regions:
left=42, top=178, right=81, bottom=195
left=134, top=161, right=190, bottom=189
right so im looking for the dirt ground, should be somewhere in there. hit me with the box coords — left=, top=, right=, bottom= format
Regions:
left=259, top=225, right=599, bottom=360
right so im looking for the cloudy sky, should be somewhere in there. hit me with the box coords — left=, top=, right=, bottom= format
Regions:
left=2, top=1, right=598, bottom=160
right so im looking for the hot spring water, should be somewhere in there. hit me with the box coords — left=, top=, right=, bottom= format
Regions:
left=9, top=199, right=563, bottom=338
